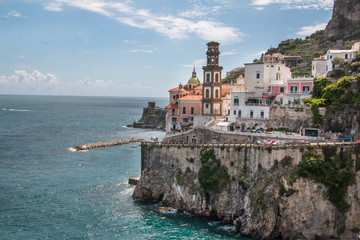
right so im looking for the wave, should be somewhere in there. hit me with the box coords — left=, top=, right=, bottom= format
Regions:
left=67, top=147, right=88, bottom=152
left=3, top=108, right=32, bottom=112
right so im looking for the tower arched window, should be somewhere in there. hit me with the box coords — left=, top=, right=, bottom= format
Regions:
left=206, top=73, right=210, bottom=82
left=206, top=89, right=210, bottom=98
left=215, top=74, right=219, bottom=82
left=215, top=89, right=219, bottom=98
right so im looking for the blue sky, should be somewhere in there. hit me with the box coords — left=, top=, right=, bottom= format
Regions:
left=0, top=0, right=333, bottom=97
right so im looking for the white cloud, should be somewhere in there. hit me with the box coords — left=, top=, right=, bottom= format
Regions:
left=183, top=59, right=206, bottom=67
left=131, top=49, right=153, bottom=53
left=44, top=0, right=243, bottom=44
left=43, top=2, right=63, bottom=12
left=178, top=5, right=221, bottom=19
left=297, top=22, right=327, bottom=36
left=0, top=69, right=58, bottom=87
left=7, top=11, right=21, bottom=17
left=251, top=0, right=333, bottom=10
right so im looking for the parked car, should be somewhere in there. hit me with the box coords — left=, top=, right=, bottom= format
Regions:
left=339, top=136, right=354, bottom=142
left=254, top=129, right=264, bottom=133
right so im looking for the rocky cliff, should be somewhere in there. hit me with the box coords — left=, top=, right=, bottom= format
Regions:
left=325, top=0, right=360, bottom=41
left=133, top=143, right=360, bottom=240
left=127, top=102, right=166, bottom=130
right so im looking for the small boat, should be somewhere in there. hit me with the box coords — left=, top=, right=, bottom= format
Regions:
left=131, top=145, right=138, bottom=148
left=3, top=108, right=10, bottom=111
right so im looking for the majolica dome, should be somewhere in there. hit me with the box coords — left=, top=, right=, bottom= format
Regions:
left=177, top=83, right=185, bottom=93
left=187, top=67, right=200, bottom=84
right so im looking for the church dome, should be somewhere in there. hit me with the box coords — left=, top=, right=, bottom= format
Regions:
left=187, top=76, right=200, bottom=84
left=187, top=67, right=200, bottom=84
left=177, top=83, right=185, bottom=93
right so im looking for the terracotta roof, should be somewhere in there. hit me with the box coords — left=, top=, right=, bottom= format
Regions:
left=165, top=103, right=178, bottom=109
left=169, top=87, right=179, bottom=92
left=221, top=84, right=231, bottom=90
left=178, top=95, right=202, bottom=101
left=193, top=85, right=203, bottom=90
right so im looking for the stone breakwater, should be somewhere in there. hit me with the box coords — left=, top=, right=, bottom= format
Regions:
left=74, top=138, right=144, bottom=151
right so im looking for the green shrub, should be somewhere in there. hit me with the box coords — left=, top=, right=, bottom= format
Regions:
left=298, top=150, right=355, bottom=212
left=198, top=148, right=230, bottom=193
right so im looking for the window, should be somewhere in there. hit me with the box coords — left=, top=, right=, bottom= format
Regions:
left=250, top=111, right=253, bottom=118
left=215, top=74, right=219, bottom=82
left=215, top=89, right=219, bottom=98
left=290, top=86, right=297, bottom=93
left=256, top=72, right=260, bottom=79
left=172, top=109, right=175, bottom=114
left=280, top=98, right=283, bottom=105
left=280, top=87, right=284, bottom=93
left=234, top=97, right=239, bottom=106
left=206, top=73, right=210, bottom=82
left=330, top=55, right=332, bottom=60
left=189, top=85, right=192, bottom=89
left=173, top=95, right=176, bottom=99
left=233, top=110, right=236, bottom=115
left=260, top=111, right=264, bottom=119
left=206, top=89, right=210, bottom=98
left=276, top=73, right=281, bottom=80
left=313, top=65, right=315, bottom=70
left=172, top=117, right=177, bottom=123
left=238, top=111, right=241, bottom=117
left=205, top=104, right=209, bottom=108
left=191, top=107, right=194, bottom=114
left=303, top=86, right=310, bottom=93
left=278, top=67, right=280, bottom=71
left=183, top=107, right=186, bottom=114
left=345, top=54, right=348, bottom=59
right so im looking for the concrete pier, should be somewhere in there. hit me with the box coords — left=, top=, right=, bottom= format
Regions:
left=74, top=138, right=144, bottom=151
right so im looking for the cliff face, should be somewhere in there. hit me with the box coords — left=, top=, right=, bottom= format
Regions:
left=325, top=0, right=360, bottom=40
left=128, top=102, right=166, bottom=130
left=133, top=143, right=360, bottom=240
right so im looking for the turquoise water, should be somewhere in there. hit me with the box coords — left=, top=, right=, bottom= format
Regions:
left=0, top=95, right=251, bottom=239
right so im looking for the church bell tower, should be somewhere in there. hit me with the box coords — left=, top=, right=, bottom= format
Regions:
left=202, top=41, right=223, bottom=116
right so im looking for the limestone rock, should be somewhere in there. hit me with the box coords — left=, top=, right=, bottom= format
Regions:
left=325, top=0, right=360, bottom=40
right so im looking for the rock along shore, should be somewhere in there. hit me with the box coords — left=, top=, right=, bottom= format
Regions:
left=74, top=138, right=144, bottom=151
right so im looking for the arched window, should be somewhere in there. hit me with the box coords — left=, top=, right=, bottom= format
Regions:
left=276, top=73, right=281, bottom=80
left=206, top=89, right=210, bottom=98
left=215, top=74, right=219, bottom=82
left=206, top=73, right=210, bottom=82
left=215, top=89, right=219, bottom=98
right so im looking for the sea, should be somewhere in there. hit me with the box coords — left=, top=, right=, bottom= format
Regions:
left=0, top=95, right=252, bottom=240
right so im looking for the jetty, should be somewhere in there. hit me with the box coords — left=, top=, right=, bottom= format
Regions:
left=74, top=138, right=144, bottom=151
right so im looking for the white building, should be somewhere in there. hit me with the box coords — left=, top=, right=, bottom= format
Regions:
left=312, top=56, right=327, bottom=78
left=326, top=49, right=357, bottom=72
left=226, top=63, right=291, bottom=124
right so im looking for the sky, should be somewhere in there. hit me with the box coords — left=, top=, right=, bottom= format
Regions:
left=0, top=0, right=334, bottom=97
